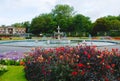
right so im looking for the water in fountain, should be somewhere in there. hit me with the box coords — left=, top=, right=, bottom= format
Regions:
left=47, top=26, right=70, bottom=44
left=41, top=35, right=47, bottom=40
left=80, top=34, right=93, bottom=46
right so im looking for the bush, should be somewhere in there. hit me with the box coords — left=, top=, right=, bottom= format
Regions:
left=25, top=36, right=32, bottom=39
left=24, top=46, right=120, bottom=81
left=0, top=64, right=7, bottom=76
left=0, top=59, right=20, bottom=66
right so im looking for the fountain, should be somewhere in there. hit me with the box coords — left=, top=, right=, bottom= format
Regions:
left=0, top=26, right=118, bottom=47
left=47, top=26, right=70, bottom=44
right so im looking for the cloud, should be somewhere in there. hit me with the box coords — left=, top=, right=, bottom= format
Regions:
left=56, top=0, right=120, bottom=21
left=0, top=0, right=57, bottom=25
left=0, top=0, right=120, bottom=25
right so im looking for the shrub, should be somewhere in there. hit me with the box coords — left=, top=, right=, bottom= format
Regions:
left=25, top=36, right=32, bottom=39
left=0, top=59, right=20, bottom=65
left=0, top=64, right=7, bottom=76
left=24, top=46, right=120, bottom=81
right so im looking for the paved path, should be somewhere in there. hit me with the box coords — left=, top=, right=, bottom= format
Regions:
left=0, top=46, right=31, bottom=54
left=0, top=44, right=120, bottom=54
left=98, top=45, right=120, bottom=51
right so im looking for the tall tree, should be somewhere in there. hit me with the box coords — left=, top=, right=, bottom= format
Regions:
left=51, top=4, right=74, bottom=32
left=30, top=13, right=56, bottom=35
left=23, top=21, right=31, bottom=33
left=72, top=14, right=92, bottom=33
left=109, top=20, right=120, bottom=30
left=92, top=18, right=109, bottom=35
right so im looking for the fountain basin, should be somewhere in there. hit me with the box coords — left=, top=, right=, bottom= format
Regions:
left=82, top=40, right=118, bottom=46
left=47, top=40, right=70, bottom=44
left=0, top=39, right=118, bottom=47
left=0, top=40, right=77, bottom=47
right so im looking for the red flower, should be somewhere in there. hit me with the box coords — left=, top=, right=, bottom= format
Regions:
left=116, top=48, right=118, bottom=52
left=100, top=59, right=104, bottom=64
left=83, top=51, right=87, bottom=55
left=71, top=71, right=78, bottom=76
left=87, top=54, right=91, bottom=59
left=77, top=63, right=85, bottom=68
left=81, top=70, right=85, bottom=75
left=112, top=48, right=115, bottom=52
left=111, top=64, right=115, bottom=68
left=87, top=65, right=91, bottom=68
left=105, top=77, right=109, bottom=81
left=106, top=65, right=111, bottom=69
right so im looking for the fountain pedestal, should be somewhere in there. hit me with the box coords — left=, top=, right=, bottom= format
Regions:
left=47, top=26, right=70, bottom=44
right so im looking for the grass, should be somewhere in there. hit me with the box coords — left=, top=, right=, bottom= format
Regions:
left=0, top=66, right=27, bottom=81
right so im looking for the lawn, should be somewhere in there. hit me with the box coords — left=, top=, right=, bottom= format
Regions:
left=0, top=66, right=27, bottom=81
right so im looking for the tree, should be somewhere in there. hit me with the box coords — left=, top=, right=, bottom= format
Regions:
left=30, top=13, right=57, bottom=35
left=117, top=15, right=120, bottom=21
left=72, top=14, right=92, bottom=33
left=12, top=21, right=30, bottom=33
left=51, top=4, right=74, bottom=32
left=92, top=18, right=109, bottom=36
left=23, top=21, right=31, bottom=33
left=12, top=23, right=23, bottom=27
left=30, top=4, right=93, bottom=36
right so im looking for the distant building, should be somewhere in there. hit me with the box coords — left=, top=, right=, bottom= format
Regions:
left=0, top=26, right=26, bottom=35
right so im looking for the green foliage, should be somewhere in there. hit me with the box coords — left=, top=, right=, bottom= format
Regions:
left=25, top=36, right=32, bottom=39
left=0, top=59, right=20, bottom=66
left=30, top=4, right=92, bottom=36
left=52, top=4, right=74, bottom=32
left=72, top=14, right=92, bottom=33
left=9, top=4, right=120, bottom=37
left=92, top=18, right=109, bottom=36
left=52, top=4, right=74, bottom=17
left=0, top=65, right=8, bottom=76
left=92, top=15, right=120, bottom=36
left=30, top=13, right=56, bottom=34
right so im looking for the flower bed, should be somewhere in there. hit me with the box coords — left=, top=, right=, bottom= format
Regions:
left=114, top=37, right=120, bottom=40
left=24, top=46, right=120, bottom=81
left=0, top=51, right=25, bottom=66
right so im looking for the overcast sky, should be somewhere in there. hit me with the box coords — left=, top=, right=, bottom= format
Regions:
left=0, top=0, right=120, bottom=26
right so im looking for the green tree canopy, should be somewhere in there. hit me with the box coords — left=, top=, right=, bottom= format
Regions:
left=92, top=18, right=109, bottom=35
left=51, top=4, right=74, bottom=32
left=30, top=13, right=56, bottom=35
left=72, top=14, right=92, bottom=33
